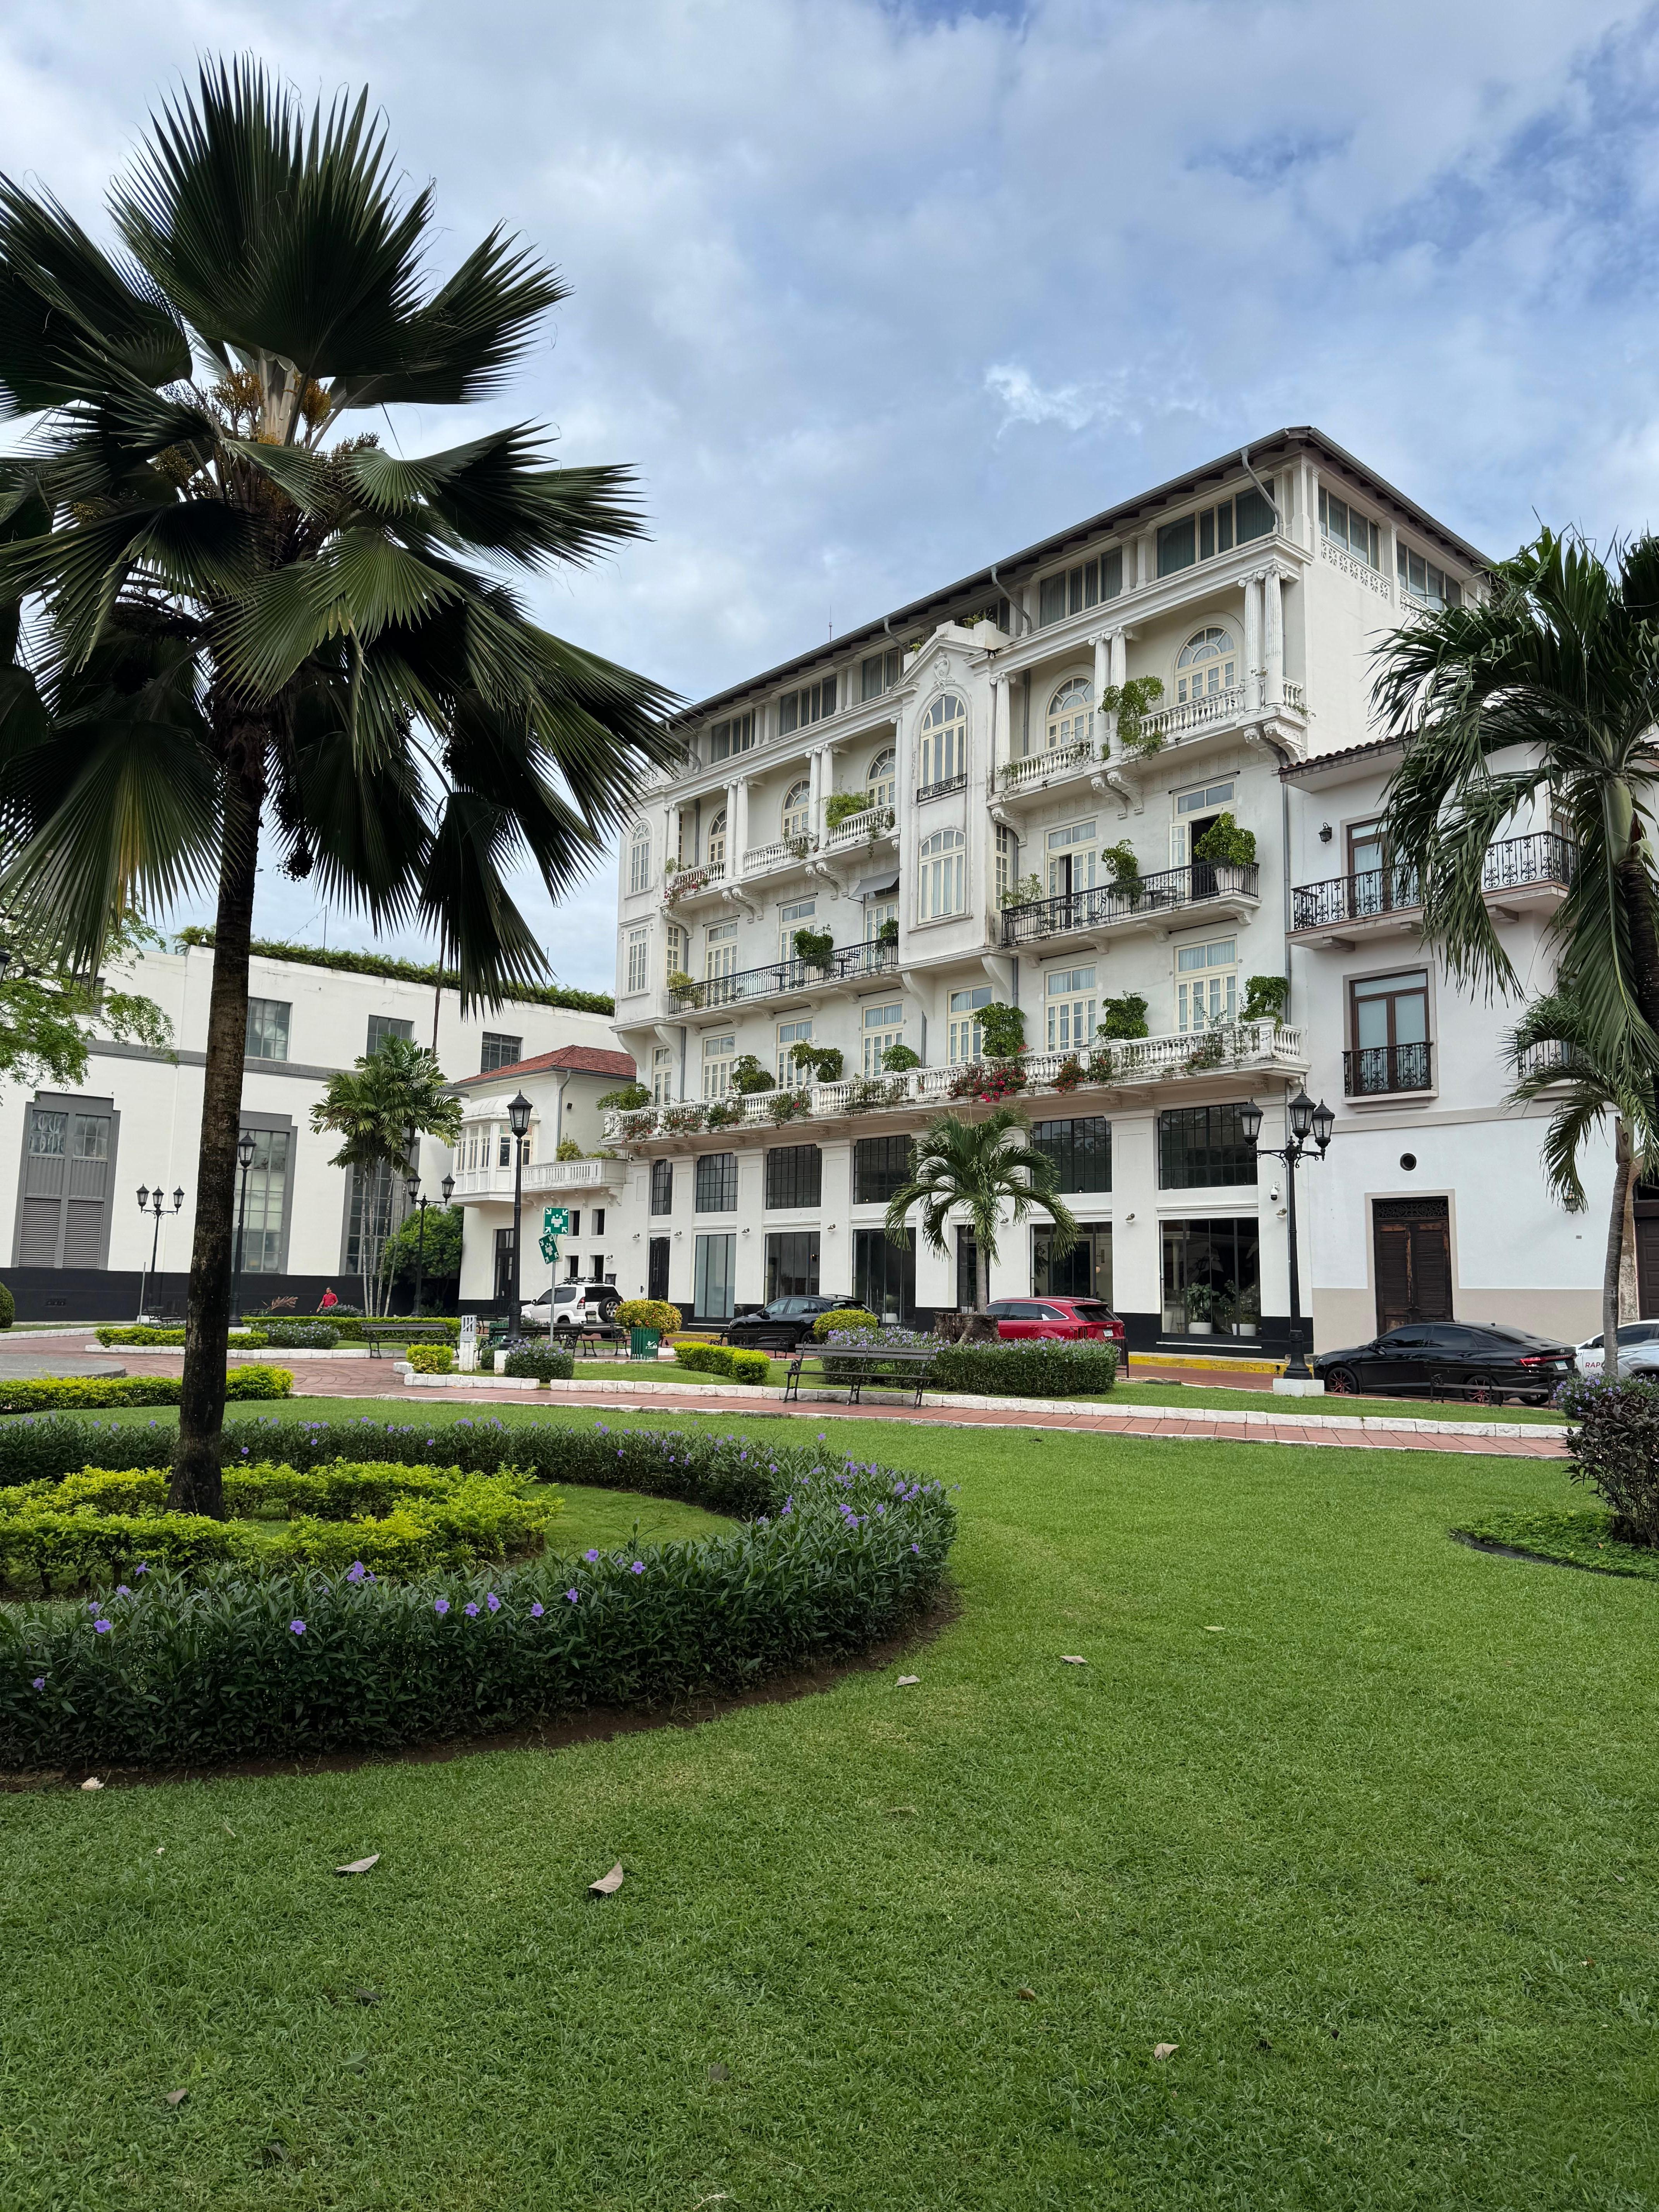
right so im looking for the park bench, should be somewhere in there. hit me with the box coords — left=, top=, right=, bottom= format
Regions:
left=564, top=1323, right=630, bottom=1357
left=363, top=1321, right=457, bottom=1358
left=784, top=1343, right=938, bottom=1408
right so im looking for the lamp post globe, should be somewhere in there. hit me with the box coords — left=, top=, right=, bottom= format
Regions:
left=1287, top=1088, right=1315, bottom=1144
left=1311, top=1099, right=1336, bottom=1152
left=1238, top=1099, right=1264, bottom=1148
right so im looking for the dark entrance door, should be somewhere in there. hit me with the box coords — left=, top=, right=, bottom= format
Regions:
left=493, top=1224, right=515, bottom=1307
left=647, top=1237, right=670, bottom=1302
left=956, top=1227, right=980, bottom=1310
left=1372, top=1197, right=1451, bottom=1332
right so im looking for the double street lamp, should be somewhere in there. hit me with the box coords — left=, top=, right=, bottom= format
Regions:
left=506, top=1092, right=533, bottom=1327
left=1240, top=1088, right=1335, bottom=1381
left=135, top=1182, right=184, bottom=1321
left=402, top=1166, right=457, bottom=1317
left=230, top=1129, right=257, bottom=1326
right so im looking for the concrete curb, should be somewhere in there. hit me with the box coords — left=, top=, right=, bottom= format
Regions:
left=84, top=1343, right=376, bottom=1361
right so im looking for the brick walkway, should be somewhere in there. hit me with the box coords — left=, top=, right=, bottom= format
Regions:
left=156, top=1352, right=1568, bottom=1460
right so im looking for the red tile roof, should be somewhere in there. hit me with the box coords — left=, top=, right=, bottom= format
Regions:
left=456, top=1044, right=637, bottom=1087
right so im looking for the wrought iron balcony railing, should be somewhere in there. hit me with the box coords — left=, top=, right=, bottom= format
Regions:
left=1343, top=1041, right=1434, bottom=1096
left=1292, top=831, right=1575, bottom=932
left=1000, top=860, right=1260, bottom=947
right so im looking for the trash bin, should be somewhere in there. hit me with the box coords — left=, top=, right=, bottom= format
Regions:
left=629, top=1326, right=661, bottom=1362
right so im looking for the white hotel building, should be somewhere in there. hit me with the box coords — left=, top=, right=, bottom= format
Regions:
left=597, top=426, right=1611, bottom=1358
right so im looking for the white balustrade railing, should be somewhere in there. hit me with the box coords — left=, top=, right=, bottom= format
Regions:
left=1000, top=741, right=1094, bottom=792
left=601, top=1021, right=1306, bottom=1142
left=452, top=1155, right=627, bottom=1202
left=824, top=806, right=896, bottom=848
left=742, top=836, right=816, bottom=874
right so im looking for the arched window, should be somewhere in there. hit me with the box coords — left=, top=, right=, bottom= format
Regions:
left=1175, top=628, right=1238, bottom=706
left=1045, top=677, right=1094, bottom=753
left=919, top=692, right=967, bottom=789
left=627, top=823, right=652, bottom=895
left=781, top=780, right=811, bottom=840
left=867, top=748, right=896, bottom=811
left=707, top=808, right=727, bottom=874
left=918, top=826, right=965, bottom=920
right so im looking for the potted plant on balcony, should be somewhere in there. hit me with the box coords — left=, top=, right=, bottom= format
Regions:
left=1051, top=1053, right=1086, bottom=1093
left=1184, top=1282, right=1216, bottom=1336
left=824, top=790, right=872, bottom=831
left=1242, top=974, right=1290, bottom=1026
left=660, top=1102, right=708, bottom=1135
left=597, top=1082, right=651, bottom=1112
left=881, top=1044, right=921, bottom=1073
left=1097, top=994, right=1150, bottom=1040
left=979, top=1003, right=1025, bottom=1058
left=666, top=968, right=702, bottom=1007
left=997, top=871, right=1046, bottom=910
left=876, top=917, right=899, bottom=948
left=730, top=1054, right=776, bottom=1094
left=792, top=926, right=835, bottom=970
left=768, top=1088, right=811, bottom=1125
left=789, top=1041, right=844, bottom=1084
left=1101, top=840, right=1144, bottom=905
left=705, top=1097, right=745, bottom=1129
left=1101, top=675, right=1166, bottom=758
left=1192, top=812, right=1257, bottom=867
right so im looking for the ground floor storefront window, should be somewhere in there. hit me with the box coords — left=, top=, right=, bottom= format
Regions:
left=764, top=1230, right=820, bottom=1301
left=1033, top=1221, right=1113, bottom=1307
left=854, top=1227, right=915, bottom=1322
left=694, top=1232, right=736, bottom=1321
left=1161, top=1216, right=1260, bottom=1336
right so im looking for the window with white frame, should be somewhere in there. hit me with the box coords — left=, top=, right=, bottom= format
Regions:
left=652, top=1045, right=675, bottom=1106
left=705, top=919, right=738, bottom=981
left=1156, top=485, right=1276, bottom=577
left=627, top=824, right=652, bottom=895
left=918, top=692, right=966, bottom=789
left=709, top=711, right=755, bottom=763
left=776, top=1017, right=813, bottom=1084
left=862, top=1000, right=904, bottom=1076
left=1036, top=551, right=1123, bottom=626
left=1169, top=779, right=1236, bottom=865
left=1043, top=677, right=1094, bottom=755
left=949, top=985, right=992, bottom=1063
left=702, top=1030, right=737, bottom=1099
left=1046, top=964, right=1097, bottom=1052
left=665, top=922, right=687, bottom=980
left=781, top=780, right=811, bottom=841
left=917, top=826, right=965, bottom=919
left=865, top=893, right=897, bottom=942
left=861, top=649, right=902, bottom=701
left=1396, top=541, right=1463, bottom=610
left=995, top=822, right=1016, bottom=905
left=625, top=927, right=649, bottom=996
left=779, top=896, right=816, bottom=965
left=867, top=748, right=896, bottom=810
left=1046, top=818, right=1098, bottom=898
left=706, top=807, right=727, bottom=873
left=1174, top=628, right=1238, bottom=706
left=1175, top=936, right=1238, bottom=1032
left=779, top=675, right=837, bottom=733
left=1319, top=487, right=1381, bottom=569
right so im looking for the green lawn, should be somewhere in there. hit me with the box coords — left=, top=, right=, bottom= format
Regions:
left=3, top=1400, right=1654, bottom=2207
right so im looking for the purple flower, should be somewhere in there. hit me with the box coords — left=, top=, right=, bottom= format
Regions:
left=565, top=1589, right=580, bottom=1605
left=346, top=1561, right=366, bottom=1583
left=464, top=1602, right=479, bottom=1618
left=630, top=1560, right=645, bottom=1575
left=584, top=1549, right=599, bottom=1563
left=911, top=1543, right=921, bottom=1555
left=530, top=1601, right=545, bottom=1619
left=93, top=1619, right=112, bottom=1634
left=289, top=1619, right=306, bottom=1635
left=434, top=1597, right=450, bottom=1616
left=32, top=1676, right=45, bottom=1691
left=135, top=1562, right=148, bottom=1575
left=115, top=1584, right=132, bottom=1597
left=486, top=1592, right=501, bottom=1613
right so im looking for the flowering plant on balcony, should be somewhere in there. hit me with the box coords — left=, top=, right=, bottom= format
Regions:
left=704, top=1098, right=746, bottom=1129
left=663, top=866, right=712, bottom=906
left=948, top=1057, right=1027, bottom=1104
left=1050, top=1053, right=1086, bottom=1094
left=846, top=1075, right=909, bottom=1113
left=767, top=1088, right=811, bottom=1126
left=1085, top=1044, right=1119, bottom=1085
left=615, top=1108, right=659, bottom=1142
left=659, top=1103, right=707, bottom=1135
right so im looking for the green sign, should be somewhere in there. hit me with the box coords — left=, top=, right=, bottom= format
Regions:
left=539, top=1232, right=559, bottom=1264
left=544, top=1206, right=569, bottom=1235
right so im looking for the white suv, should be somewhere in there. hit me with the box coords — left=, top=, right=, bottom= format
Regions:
left=1574, top=1320, right=1659, bottom=1380
left=525, top=1283, right=622, bottom=1333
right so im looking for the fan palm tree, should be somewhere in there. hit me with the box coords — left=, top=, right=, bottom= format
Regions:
left=310, top=1037, right=463, bottom=1313
left=1506, top=992, right=1657, bottom=1360
left=1373, top=529, right=1659, bottom=1111
left=0, top=62, right=677, bottom=1514
left=883, top=1108, right=1077, bottom=1324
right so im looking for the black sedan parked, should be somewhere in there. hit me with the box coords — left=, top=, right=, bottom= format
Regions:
left=1312, top=1322, right=1576, bottom=1405
left=724, top=1294, right=871, bottom=1353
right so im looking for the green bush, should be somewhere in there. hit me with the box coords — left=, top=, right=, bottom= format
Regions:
left=978, top=1002, right=1025, bottom=1057
left=881, top=1044, right=921, bottom=1072
left=929, top=1340, right=1117, bottom=1398
left=0, top=1281, right=14, bottom=1329
left=407, top=1344, right=455, bottom=1374
left=615, top=1299, right=682, bottom=1333
left=0, top=1367, right=291, bottom=1416
left=0, top=1424, right=955, bottom=1766
left=1192, top=811, right=1256, bottom=866
left=1558, top=1376, right=1659, bottom=1544
left=1097, top=993, right=1150, bottom=1040
left=729, top=1349, right=771, bottom=1384
left=502, top=1345, right=575, bottom=1383
left=95, top=1326, right=187, bottom=1346
left=823, top=790, right=872, bottom=830
left=673, top=1341, right=736, bottom=1377
left=811, top=1307, right=878, bottom=1342
left=729, top=1054, right=776, bottom=1094
left=1241, top=974, right=1290, bottom=1023
left=258, top=1320, right=340, bottom=1350
left=792, top=927, right=835, bottom=969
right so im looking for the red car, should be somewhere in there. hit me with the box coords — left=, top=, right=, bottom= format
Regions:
left=984, top=1297, right=1125, bottom=1345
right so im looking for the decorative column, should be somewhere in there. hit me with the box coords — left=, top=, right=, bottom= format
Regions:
left=725, top=780, right=739, bottom=875
left=735, top=776, right=750, bottom=869
left=663, top=800, right=681, bottom=871
left=993, top=675, right=1011, bottom=775
left=1243, top=574, right=1263, bottom=711
left=1092, top=634, right=1110, bottom=755
left=1264, top=570, right=1285, bottom=711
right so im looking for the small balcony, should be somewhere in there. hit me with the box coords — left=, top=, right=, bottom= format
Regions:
left=1000, top=860, right=1261, bottom=949
left=741, top=835, right=816, bottom=880
left=828, top=939, right=901, bottom=986
left=996, top=740, right=1096, bottom=803
left=669, top=955, right=831, bottom=1017
left=916, top=770, right=969, bottom=804
left=823, top=805, right=896, bottom=854
left=1291, top=831, right=1575, bottom=941
left=452, top=1154, right=629, bottom=1205
left=1343, top=1041, right=1434, bottom=1098
left=661, top=863, right=726, bottom=912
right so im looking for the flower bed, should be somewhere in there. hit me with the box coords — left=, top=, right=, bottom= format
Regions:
left=0, top=1419, right=956, bottom=1767
left=0, top=1368, right=292, bottom=1416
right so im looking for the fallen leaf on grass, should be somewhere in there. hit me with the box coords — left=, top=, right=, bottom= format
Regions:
left=354, top=1987, right=381, bottom=2006
left=261, top=2141, right=290, bottom=2166
left=1203, top=1626, right=1225, bottom=1634
left=334, top=1854, right=380, bottom=1876
left=1015, top=1986, right=1037, bottom=2001
left=886, top=1805, right=919, bottom=1818
left=707, top=2062, right=729, bottom=2081
left=163, top=2089, right=187, bottom=2107
left=80, top=1777, right=104, bottom=1791
left=1153, top=2043, right=1178, bottom=2060
left=896, top=1675, right=921, bottom=1687
left=1060, top=1655, right=1087, bottom=1665
left=588, top=1862, right=625, bottom=1896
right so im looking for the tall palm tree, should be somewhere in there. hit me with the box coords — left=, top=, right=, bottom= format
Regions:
left=310, top=1037, right=463, bottom=1314
left=0, top=63, right=676, bottom=1515
left=1505, top=992, right=1657, bottom=1358
left=883, top=1108, right=1076, bottom=1324
left=1373, top=529, right=1659, bottom=1111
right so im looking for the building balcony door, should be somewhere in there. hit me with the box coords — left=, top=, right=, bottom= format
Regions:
left=648, top=1237, right=670, bottom=1302
left=1372, top=1197, right=1451, bottom=1332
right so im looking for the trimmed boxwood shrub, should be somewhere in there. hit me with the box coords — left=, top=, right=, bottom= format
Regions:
left=614, top=1299, right=683, bottom=1333
left=503, top=1345, right=576, bottom=1383
left=672, top=1342, right=769, bottom=1384
left=811, top=1307, right=877, bottom=1342
left=0, top=1281, right=12, bottom=1329
left=0, top=1367, right=291, bottom=1416
left=407, top=1344, right=455, bottom=1374
left=0, top=1422, right=955, bottom=1766
left=928, top=1340, right=1117, bottom=1398
left=1558, top=1374, right=1659, bottom=1544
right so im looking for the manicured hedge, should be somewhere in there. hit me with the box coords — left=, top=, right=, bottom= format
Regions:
left=927, top=1340, right=1118, bottom=1397
left=96, top=1323, right=337, bottom=1349
left=672, top=1342, right=770, bottom=1384
left=503, top=1345, right=576, bottom=1382
left=1558, top=1375, right=1659, bottom=1545
left=407, top=1345, right=455, bottom=1374
left=0, top=1421, right=955, bottom=1766
left=0, top=1367, right=292, bottom=1416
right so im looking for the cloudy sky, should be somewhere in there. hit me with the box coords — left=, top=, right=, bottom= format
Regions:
left=2, top=0, right=1653, bottom=993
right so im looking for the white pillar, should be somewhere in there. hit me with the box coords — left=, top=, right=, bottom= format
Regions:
left=725, top=780, right=738, bottom=874
left=1092, top=634, right=1110, bottom=754
left=812, top=744, right=832, bottom=842
left=1264, top=571, right=1284, bottom=710
left=1243, top=574, right=1262, bottom=710
left=993, top=675, right=1010, bottom=773
left=736, top=776, right=751, bottom=867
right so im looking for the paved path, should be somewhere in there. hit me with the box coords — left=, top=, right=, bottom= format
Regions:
left=146, top=1353, right=1569, bottom=1460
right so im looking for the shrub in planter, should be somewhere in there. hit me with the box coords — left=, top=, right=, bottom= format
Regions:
left=876, top=917, right=899, bottom=947
left=597, top=1083, right=651, bottom=1111
left=824, top=790, right=872, bottom=830
left=767, top=1089, right=811, bottom=1125
left=615, top=1300, right=683, bottom=1333
left=1558, top=1375, right=1659, bottom=1544
left=978, top=1002, right=1025, bottom=1058
left=730, top=1054, right=776, bottom=1094
left=792, top=927, right=835, bottom=969
left=789, top=1042, right=844, bottom=1083
left=1097, top=993, right=1150, bottom=1040
left=96, top=1326, right=189, bottom=1346
left=929, top=1339, right=1117, bottom=1398
left=1193, top=811, right=1256, bottom=866
left=407, top=1345, right=455, bottom=1374
left=882, top=1044, right=921, bottom=1072
left=1241, top=974, right=1290, bottom=1024
left=502, top=1345, right=576, bottom=1383
left=259, top=1321, right=340, bottom=1350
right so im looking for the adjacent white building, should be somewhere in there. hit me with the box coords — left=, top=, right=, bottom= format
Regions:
left=591, top=425, right=1609, bottom=1357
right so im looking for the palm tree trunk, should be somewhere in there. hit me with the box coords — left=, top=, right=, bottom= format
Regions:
left=1604, top=1118, right=1633, bottom=1360
left=1618, top=822, right=1659, bottom=1122
left=171, top=749, right=261, bottom=1516
left=1620, top=1161, right=1640, bottom=1324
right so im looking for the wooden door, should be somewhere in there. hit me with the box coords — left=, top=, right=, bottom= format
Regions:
left=1373, top=1199, right=1451, bottom=1333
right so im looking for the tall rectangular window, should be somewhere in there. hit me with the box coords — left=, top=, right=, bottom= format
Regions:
left=238, top=1127, right=291, bottom=1272
left=701, top=1030, right=736, bottom=1099
left=651, top=1044, right=675, bottom=1106
left=1397, top=542, right=1463, bottom=609
left=709, top=712, right=755, bottom=763
left=764, top=1230, right=820, bottom=1300
left=694, top=1232, right=737, bottom=1320
left=862, top=1000, right=905, bottom=1076
left=1175, top=936, right=1238, bottom=1032
left=665, top=923, right=687, bottom=981
left=345, top=1160, right=398, bottom=1276
left=704, top=920, right=738, bottom=982
left=694, top=1151, right=739, bottom=1212
left=480, top=1032, right=522, bottom=1073
left=628, top=827, right=652, bottom=895
left=1158, top=1106, right=1258, bottom=1190
left=854, top=1134, right=912, bottom=1204
left=1034, top=1222, right=1113, bottom=1306
left=367, top=1015, right=414, bottom=1056
left=776, top=1018, right=813, bottom=1085
left=625, top=927, right=649, bottom=995
left=17, top=1099, right=115, bottom=1269
left=779, top=898, right=816, bottom=966
left=1030, top=1116, right=1111, bottom=1193
left=994, top=823, right=1016, bottom=905
left=1319, top=488, right=1382, bottom=569
left=1036, top=554, right=1118, bottom=626
left=246, top=998, right=291, bottom=1061
left=1348, top=968, right=1431, bottom=1094
left=861, top=648, right=902, bottom=700
left=948, top=985, right=991, bottom=1064
left=1045, top=964, right=1096, bottom=1052
left=1162, top=1216, right=1260, bottom=1335
left=854, top=1226, right=915, bottom=1322
left=1157, top=516, right=1197, bottom=576
left=778, top=675, right=838, bottom=734
left=764, top=1144, right=822, bottom=1209
left=650, top=1158, right=674, bottom=1215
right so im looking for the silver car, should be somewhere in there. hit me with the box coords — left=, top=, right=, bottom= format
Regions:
left=1573, top=1320, right=1659, bottom=1380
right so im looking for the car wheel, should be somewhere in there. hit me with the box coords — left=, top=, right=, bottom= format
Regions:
left=1523, top=1393, right=1551, bottom=1407
left=1324, top=1365, right=1359, bottom=1395
left=1467, top=1378, right=1499, bottom=1406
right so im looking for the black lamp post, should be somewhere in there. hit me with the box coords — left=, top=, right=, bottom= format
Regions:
left=135, top=1182, right=184, bottom=1321
left=231, top=1129, right=256, bottom=1326
left=403, top=1169, right=458, bottom=1318
left=1240, top=1088, right=1334, bottom=1381
left=506, top=1093, right=532, bottom=1326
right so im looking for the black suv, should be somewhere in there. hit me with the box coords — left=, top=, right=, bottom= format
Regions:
left=724, top=1294, right=870, bottom=1353
left=1312, top=1321, right=1575, bottom=1405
